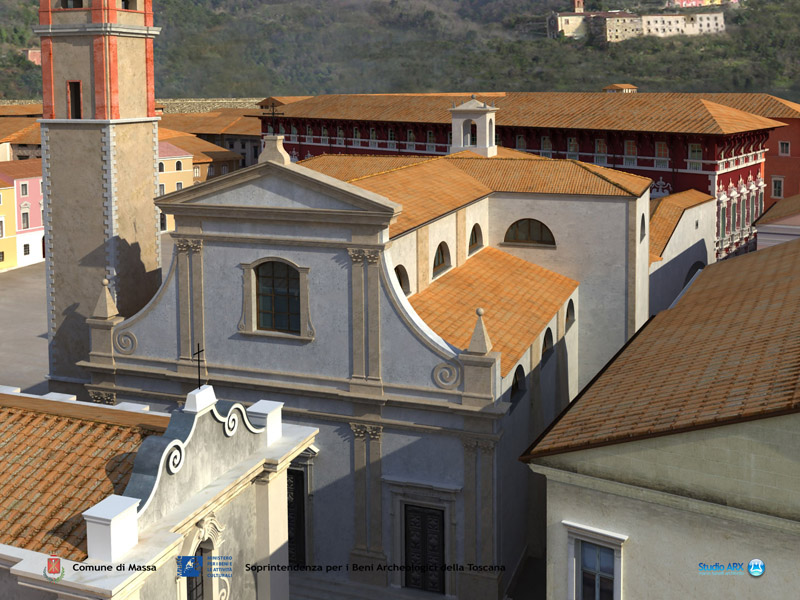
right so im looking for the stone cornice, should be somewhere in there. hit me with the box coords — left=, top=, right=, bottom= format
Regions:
left=33, top=23, right=161, bottom=38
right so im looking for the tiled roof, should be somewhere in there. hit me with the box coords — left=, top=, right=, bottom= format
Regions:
left=410, top=247, right=578, bottom=376
left=603, top=84, right=638, bottom=90
left=0, top=118, right=38, bottom=143
left=754, top=193, right=800, bottom=225
left=278, top=92, right=784, bottom=134
left=0, top=104, right=42, bottom=117
left=0, top=158, right=42, bottom=181
left=3, top=121, right=41, bottom=145
left=158, top=128, right=242, bottom=164
left=649, top=189, right=715, bottom=261
left=259, top=96, right=314, bottom=107
left=522, top=238, right=800, bottom=460
left=0, top=394, right=168, bottom=560
left=301, top=153, right=650, bottom=237
left=159, top=109, right=261, bottom=137
left=697, top=93, right=800, bottom=120
left=158, top=141, right=192, bottom=160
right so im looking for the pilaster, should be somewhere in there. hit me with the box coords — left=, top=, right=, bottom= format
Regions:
left=348, top=249, right=366, bottom=379
left=364, top=250, right=382, bottom=382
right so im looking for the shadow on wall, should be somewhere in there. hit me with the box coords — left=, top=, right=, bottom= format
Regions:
left=649, top=239, right=708, bottom=317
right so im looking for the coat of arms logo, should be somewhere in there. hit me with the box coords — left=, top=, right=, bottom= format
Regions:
left=43, top=555, right=65, bottom=582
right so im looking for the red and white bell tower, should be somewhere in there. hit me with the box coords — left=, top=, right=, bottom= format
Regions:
left=35, top=0, right=162, bottom=397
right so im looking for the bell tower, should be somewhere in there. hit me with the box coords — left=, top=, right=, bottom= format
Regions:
left=35, top=0, right=161, bottom=395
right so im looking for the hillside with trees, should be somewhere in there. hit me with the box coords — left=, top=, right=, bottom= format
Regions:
left=2, top=0, right=800, bottom=101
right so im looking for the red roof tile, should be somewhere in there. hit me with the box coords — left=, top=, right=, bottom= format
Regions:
left=522, top=238, right=800, bottom=460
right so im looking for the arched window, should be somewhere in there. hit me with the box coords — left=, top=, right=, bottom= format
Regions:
left=489, top=118, right=494, bottom=144
left=511, top=365, right=526, bottom=401
left=394, top=265, right=410, bottom=295
left=176, top=160, right=183, bottom=171
left=542, top=328, right=554, bottom=357
left=462, top=120, right=477, bottom=146
left=193, top=166, right=200, bottom=178
left=468, top=224, right=483, bottom=254
left=640, top=213, right=646, bottom=242
left=257, top=261, right=301, bottom=333
left=566, top=299, right=575, bottom=330
left=158, top=162, right=164, bottom=173
left=504, top=219, right=555, bottom=246
left=432, top=242, right=450, bottom=276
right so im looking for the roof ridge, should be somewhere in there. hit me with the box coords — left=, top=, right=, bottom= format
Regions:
left=699, top=98, right=786, bottom=132
left=346, top=153, right=453, bottom=183
left=569, top=160, right=641, bottom=196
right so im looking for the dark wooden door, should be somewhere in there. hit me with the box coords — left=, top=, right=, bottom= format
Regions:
left=287, top=469, right=306, bottom=566
left=404, top=504, right=445, bottom=594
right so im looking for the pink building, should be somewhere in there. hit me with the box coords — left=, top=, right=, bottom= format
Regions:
left=0, top=159, right=45, bottom=267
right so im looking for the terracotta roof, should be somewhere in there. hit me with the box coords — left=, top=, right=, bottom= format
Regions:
left=158, top=128, right=242, bottom=164
left=603, top=84, right=638, bottom=90
left=0, top=118, right=38, bottom=143
left=259, top=96, right=314, bottom=107
left=0, top=104, right=42, bottom=117
left=159, top=109, right=260, bottom=137
left=755, top=193, right=800, bottom=225
left=410, top=247, right=578, bottom=376
left=0, top=158, right=42, bottom=181
left=649, top=189, right=715, bottom=261
left=302, top=153, right=650, bottom=237
left=522, top=238, right=800, bottom=460
left=277, top=92, right=784, bottom=134
left=697, top=93, right=800, bottom=120
left=0, top=393, right=168, bottom=560
left=158, top=141, right=192, bottom=160
left=3, top=121, right=41, bottom=145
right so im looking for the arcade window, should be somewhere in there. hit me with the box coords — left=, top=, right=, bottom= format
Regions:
left=432, top=242, right=450, bottom=277
left=504, top=219, right=556, bottom=246
left=468, top=224, right=483, bottom=254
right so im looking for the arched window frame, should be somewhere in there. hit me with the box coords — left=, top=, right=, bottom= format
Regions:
left=432, top=242, right=451, bottom=277
left=239, top=257, right=314, bottom=341
left=176, top=160, right=183, bottom=171
left=394, top=265, right=411, bottom=296
left=468, top=224, right=483, bottom=254
left=504, top=219, right=556, bottom=247
left=179, top=514, right=226, bottom=600
left=541, top=327, right=554, bottom=362
left=640, top=213, right=646, bottom=242
left=158, top=161, right=165, bottom=173
left=566, top=299, right=576, bottom=331
left=510, top=365, right=526, bottom=402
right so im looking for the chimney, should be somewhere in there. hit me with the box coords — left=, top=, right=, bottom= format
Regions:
left=83, top=496, right=140, bottom=562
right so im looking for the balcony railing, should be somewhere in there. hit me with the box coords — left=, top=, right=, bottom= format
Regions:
left=687, top=159, right=702, bottom=171
left=654, top=158, right=669, bottom=169
left=623, top=156, right=637, bottom=167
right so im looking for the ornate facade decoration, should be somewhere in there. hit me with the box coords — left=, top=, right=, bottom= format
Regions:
left=88, top=390, right=116, bottom=405
left=433, top=360, right=462, bottom=390
left=113, top=330, right=138, bottom=355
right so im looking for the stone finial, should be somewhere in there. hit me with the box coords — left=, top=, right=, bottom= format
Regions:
left=258, top=135, right=291, bottom=166
left=92, top=278, right=119, bottom=319
left=467, top=307, right=492, bottom=355
left=471, top=94, right=476, bottom=99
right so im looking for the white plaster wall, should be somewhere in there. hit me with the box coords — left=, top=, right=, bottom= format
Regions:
left=649, top=201, right=716, bottom=315
left=427, top=212, right=458, bottom=278
left=538, top=412, right=800, bottom=520
left=541, top=478, right=798, bottom=599
left=15, top=230, right=44, bottom=268
left=565, top=290, right=579, bottom=401
left=464, top=198, right=490, bottom=257
left=633, top=192, right=650, bottom=330
left=756, top=224, right=800, bottom=249
left=386, top=231, right=418, bottom=295
left=488, top=193, right=630, bottom=389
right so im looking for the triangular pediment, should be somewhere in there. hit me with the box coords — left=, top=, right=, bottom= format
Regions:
left=157, top=160, right=401, bottom=216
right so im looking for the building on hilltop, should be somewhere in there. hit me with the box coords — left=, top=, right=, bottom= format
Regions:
left=521, top=237, right=800, bottom=599
left=547, top=0, right=725, bottom=42
left=0, top=159, right=44, bottom=272
left=260, top=91, right=781, bottom=259
left=0, top=384, right=316, bottom=600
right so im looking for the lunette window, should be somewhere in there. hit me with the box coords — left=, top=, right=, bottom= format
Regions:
left=504, top=219, right=555, bottom=246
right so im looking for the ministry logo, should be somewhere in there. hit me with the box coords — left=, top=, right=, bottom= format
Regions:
left=747, top=559, right=765, bottom=577
left=177, top=556, right=203, bottom=578
left=43, top=555, right=65, bottom=582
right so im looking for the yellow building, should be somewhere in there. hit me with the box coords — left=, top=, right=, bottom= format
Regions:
left=157, top=141, right=193, bottom=232
left=158, top=127, right=242, bottom=185
left=0, top=175, right=17, bottom=271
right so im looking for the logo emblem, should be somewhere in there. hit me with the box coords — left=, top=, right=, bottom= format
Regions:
left=748, top=559, right=764, bottom=577
left=43, top=556, right=65, bottom=582
left=177, top=556, right=203, bottom=578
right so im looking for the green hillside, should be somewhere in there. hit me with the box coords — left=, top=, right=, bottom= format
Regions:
left=2, top=0, right=800, bottom=101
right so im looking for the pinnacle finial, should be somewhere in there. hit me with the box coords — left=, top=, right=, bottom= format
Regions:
left=102, top=278, right=109, bottom=287
left=471, top=94, right=476, bottom=100
left=467, top=307, right=492, bottom=355
left=92, top=278, right=119, bottom=319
